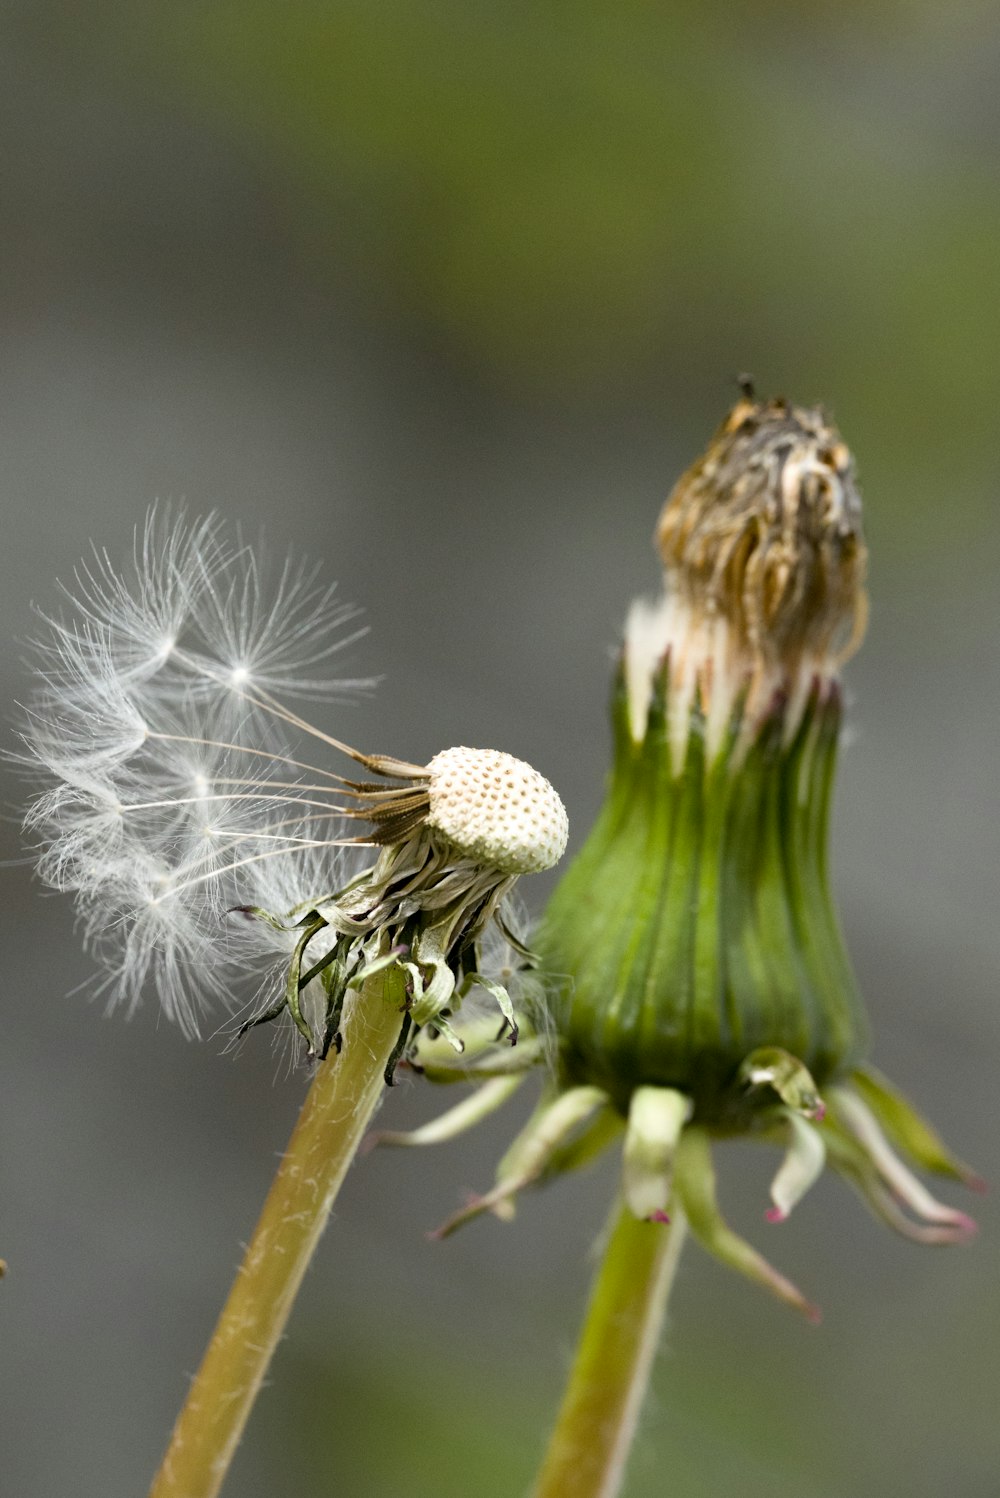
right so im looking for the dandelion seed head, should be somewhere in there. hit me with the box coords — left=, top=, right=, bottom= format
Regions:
left=22, top=510, right=566, bottom=1061
left=425, top=747, right=568, bottom=875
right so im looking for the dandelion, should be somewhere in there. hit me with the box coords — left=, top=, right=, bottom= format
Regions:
left=19, top=509, right=567, bottom=1498
left=22, top=510, right=564, bottom=1052
left=369, top=388, right=981, bottom=1498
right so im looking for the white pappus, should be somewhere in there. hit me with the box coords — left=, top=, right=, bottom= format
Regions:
left=20, top=510, right=376, bottom=1036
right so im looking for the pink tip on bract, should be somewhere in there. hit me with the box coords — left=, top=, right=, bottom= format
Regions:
left=765, top=1206, right=787, bottom=1224
left=648, top=1210, right=671, bottom=1225
left=812, top=1102, right=826, bottom=1122
left=805, top=1302, right=823, bottom=1327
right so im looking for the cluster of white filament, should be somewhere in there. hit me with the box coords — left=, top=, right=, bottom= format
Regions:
left=22, top=511, right=373, bottom=1036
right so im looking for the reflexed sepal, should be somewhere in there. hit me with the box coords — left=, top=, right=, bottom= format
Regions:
left=461, top=973, right=520, bottom=1045
left=410, top=1031, right=548, bottom=1083
left=851, top=1065, right=985, bottom=1191
left=766, top=1112, right=826, bottom=1223
left=623, top=1087, right=692, bottom=1220
left=430, top=1085, right=611, bottom=1238
left=674, top=1126, right=821, bottom=1321
left=740, top=1048, right=826, bottom=1121
left=366, top=1075, right=526, bottom=1152
left=543, top=1105, right=625, bottom=1178
left=823, top=1088, right=977, bottom=1245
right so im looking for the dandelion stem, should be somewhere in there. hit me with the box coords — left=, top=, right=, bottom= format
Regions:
left=147, top=968, right=407, bottom=1498
left=531, top=1196, right=687, bottom=1498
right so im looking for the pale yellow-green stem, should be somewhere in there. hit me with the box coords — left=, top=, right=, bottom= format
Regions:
left=148, top=971, right=406, bottom=1498
left=532, top=1197, right=687, bottom=1498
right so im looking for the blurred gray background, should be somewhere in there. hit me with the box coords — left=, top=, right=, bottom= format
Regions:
left=1, top=4, right=997, bottom=1495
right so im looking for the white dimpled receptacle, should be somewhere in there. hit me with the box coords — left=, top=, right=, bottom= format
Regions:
left=425, top=747, right=568, bottom=874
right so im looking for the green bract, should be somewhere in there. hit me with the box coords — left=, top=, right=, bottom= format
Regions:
left=539, top=663, right=866, bottom=1123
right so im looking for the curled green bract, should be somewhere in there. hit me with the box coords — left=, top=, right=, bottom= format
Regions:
left=238, top=827, right=526, bottom=1073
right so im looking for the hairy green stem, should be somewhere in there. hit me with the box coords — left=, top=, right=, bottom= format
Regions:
left=532, top=1197, right=687, bottom=1498
left=148, top=971, right=406, bottom=1498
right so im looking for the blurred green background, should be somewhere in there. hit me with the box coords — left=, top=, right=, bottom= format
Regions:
left=1, top=4, right=997, bottom=1495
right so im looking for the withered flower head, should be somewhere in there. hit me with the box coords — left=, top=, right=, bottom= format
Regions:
left=630, top=391, right=868, bottom=766
left=658, top=391, right=867, bottom=674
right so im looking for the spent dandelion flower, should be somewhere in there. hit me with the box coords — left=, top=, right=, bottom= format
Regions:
left=364, top=388, right=981, bottom=1498
left=18, top=508, right=568, bottom=1498
left=21, top=509, right=566, bottom=1059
